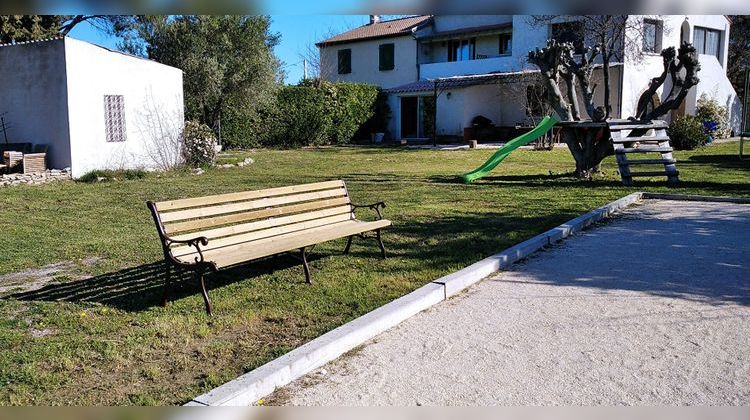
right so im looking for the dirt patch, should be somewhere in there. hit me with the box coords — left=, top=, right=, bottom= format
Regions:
left=0, top=257, right=103, bottom=294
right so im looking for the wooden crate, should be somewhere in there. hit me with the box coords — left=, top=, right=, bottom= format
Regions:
left=23, top=153, right=47, bottom=174
left=3, top=151, right=23, bottom=172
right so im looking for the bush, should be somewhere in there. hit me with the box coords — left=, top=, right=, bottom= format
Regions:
left=667, top=115, right=706, bottom=150
left=220, top=82, right=384, bottom=149
left=182, top=121, right=218, bottom=166
left=695, top=94, right=731, bottom=139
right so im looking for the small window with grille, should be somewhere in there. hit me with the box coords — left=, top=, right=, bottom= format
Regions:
left=103, top=95, right=127, bottom=142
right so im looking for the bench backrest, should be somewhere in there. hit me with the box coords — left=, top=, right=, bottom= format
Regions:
left=149, top=180, right=355, bottom=248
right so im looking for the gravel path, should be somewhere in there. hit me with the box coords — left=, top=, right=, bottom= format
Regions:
left=271, top=200, right=750, bottom=406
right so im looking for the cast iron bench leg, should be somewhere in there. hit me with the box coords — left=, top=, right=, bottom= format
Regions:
left=196, top=267, right=212, bottom=315
left=376, top=229, right=387, bottom=259
left=300, top=247, right=311, bottom=284
left=162, top=264, right=172, bottom=307
left=343, top=236, right=353, bottom=254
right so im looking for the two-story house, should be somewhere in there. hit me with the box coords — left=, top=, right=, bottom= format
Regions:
left=317, top=15, right=740, bottom=141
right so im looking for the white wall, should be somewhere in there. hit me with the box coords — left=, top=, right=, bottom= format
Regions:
left=64, top=37, right=184, bottom=178
left=320, top=35, right=418, bottom=89
left=0, top=39, right=72, bottom=169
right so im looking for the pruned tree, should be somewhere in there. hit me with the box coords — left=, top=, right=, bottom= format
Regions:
left=528, top=15, right=663, bottom=120
left=565, top=45, right=605, bottom=121
left=634, top=42, right=700, bottom=121
left=527, top=40, right=573, bottom=121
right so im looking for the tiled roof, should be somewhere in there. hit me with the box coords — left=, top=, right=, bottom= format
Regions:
left=316, top=15, right=432, bottom=46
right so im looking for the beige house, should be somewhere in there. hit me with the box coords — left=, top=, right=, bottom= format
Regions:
left=318, top=15, right=740, bottom=141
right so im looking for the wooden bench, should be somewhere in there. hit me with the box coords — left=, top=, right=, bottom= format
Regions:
left=147, top=180, right=391, bottom=314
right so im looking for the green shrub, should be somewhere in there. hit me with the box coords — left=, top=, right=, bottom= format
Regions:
left=77, top=169, right=148, bottom=183
left=668, top=115, right=707, bottom=150
left=695, top=94, right=731, bottom=139
left=183, top=121, right=218, bottom=166
left=220, top=81, right=384, bottom=149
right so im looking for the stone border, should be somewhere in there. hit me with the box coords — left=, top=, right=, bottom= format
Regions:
left=187, top=191, right=749, bottom=406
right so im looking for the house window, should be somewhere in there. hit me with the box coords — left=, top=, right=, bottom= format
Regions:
left=642, top=19, right=662, bottom=53
left=338, top=49, right=351, bottom=74
left=448, top=38, right=476, bottom=62
left=498, top=33, right=512, bottom=56
left=379, top=43, right=395, bottom=71
left=551, top=21, right=585, bottom=53
left=103, top=95, right=126, bottom=142
left=693, top=27, right=722, bottom=60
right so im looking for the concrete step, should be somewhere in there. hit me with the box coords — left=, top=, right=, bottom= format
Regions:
left=611, top=135, right=670, bottom=143
left=627, top=159, right=677, bottom=165
left=616, top=146, right=673, bottom=154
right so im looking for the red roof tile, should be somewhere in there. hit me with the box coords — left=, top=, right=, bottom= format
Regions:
left=316, top=15, right=432, bottom=46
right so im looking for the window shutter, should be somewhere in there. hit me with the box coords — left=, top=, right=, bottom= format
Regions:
left=338, top=49, right=351, bottom=74
left=379, top=43, right=394, bottom=71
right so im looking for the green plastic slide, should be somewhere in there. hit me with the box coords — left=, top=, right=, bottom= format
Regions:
left=462, top=115, right=560, bottom=183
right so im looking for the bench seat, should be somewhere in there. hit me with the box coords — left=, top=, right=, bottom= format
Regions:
left=175, top=219, right=391, bottom=268
left=147, top=180, right=391, bottom=314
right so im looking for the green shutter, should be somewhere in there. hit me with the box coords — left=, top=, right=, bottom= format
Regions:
left=338, top=49, right=351, bottom=74
left=379, top=43, right=394, bottom=71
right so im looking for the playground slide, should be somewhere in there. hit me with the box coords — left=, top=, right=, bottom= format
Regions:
left=462, top=115, right=560, bottom=183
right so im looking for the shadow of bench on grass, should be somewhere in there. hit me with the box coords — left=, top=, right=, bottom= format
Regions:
left=6, top=256, right=312, bottom=312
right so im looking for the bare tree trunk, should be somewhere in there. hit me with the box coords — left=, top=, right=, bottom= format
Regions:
left=601, top=47, right=612, bottom=119
left=560, top=126, right=614, bottom=178
left=562, top=71, right=580, bottom=121
left=642, top=43, right=701, bottom=121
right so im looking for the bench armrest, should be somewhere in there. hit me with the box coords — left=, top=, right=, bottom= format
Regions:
left=351, top=201, right=386, bottom=220
left=164, top=235, right=210, bottom=265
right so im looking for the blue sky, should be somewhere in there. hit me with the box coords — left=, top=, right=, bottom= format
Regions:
left=68, top=15, right=373, bottom=85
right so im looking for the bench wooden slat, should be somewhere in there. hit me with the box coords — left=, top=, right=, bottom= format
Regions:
left=171, top=204, right=354, bottom=241
left=178, top=219, right=392, bottom=268
left=156, top=180, right=345, bottom=211
left=164, top=196, right=352, bottom=235
left=171, top=212, right=355, bottom=257
left=159, top=188, right=348, bottom=223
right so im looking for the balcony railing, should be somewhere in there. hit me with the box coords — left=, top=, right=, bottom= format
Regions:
left=420, top=56, right=520, bottom=79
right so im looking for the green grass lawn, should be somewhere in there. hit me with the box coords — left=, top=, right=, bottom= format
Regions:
left=0, top=142, right=748, bottom=405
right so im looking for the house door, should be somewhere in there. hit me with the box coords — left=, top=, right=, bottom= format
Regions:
left=401, top=97, right=419, bottom=138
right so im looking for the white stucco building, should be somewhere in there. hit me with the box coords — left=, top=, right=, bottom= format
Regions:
left=318, top=15, right=740, bottom=140
left=0, top=36, right=184, bottom=178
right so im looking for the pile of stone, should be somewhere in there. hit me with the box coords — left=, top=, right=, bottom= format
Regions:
left=0, top=168, right=72, bottom=187
left=218, top=157, right=255, bottom=169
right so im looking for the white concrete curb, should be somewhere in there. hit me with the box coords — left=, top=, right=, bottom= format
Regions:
left=191, top=283, right=444, bottom=406
left=188, top=191, right=646, bottom=406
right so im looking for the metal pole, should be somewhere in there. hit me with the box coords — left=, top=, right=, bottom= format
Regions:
left=742, top=67, right=749, bottom=160
left=303, top=59, right=308, bottom=80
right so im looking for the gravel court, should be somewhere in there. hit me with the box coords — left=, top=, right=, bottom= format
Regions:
left=269, top=199, right=750, bottom=406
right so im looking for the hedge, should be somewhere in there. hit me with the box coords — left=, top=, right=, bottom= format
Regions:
left=221, top=81, right=386, bottom=149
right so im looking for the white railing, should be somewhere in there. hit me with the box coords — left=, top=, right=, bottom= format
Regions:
left=420, top=56, right=521, bottom=79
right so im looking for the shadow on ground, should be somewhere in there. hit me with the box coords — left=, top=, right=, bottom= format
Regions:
left=5, top=256, right=317, bottom=312
left=684, top=154, right=750, bottom=170
left=493, top=205, right=750, bottom=307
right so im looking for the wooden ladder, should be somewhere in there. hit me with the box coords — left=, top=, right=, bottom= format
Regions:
left=609, top=120, right=679, bottom=186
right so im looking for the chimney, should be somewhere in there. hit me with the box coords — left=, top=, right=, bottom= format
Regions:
left=370, top=15, right=380, bottom=25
